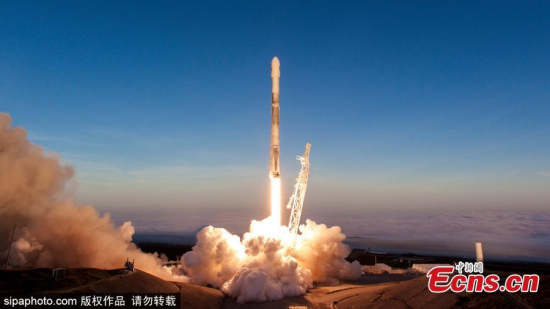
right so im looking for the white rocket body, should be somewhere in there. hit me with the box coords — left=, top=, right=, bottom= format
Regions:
left=270, top=57, right=281, bottom=179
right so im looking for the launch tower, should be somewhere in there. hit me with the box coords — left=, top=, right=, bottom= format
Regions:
left=286, top=143, right=311, bottom=238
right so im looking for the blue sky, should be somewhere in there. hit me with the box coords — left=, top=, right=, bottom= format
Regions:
left=1, top=1, right=549, bottom=217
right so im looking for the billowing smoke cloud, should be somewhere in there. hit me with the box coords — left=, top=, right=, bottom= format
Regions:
left=183, top=217, right=362, bottom=303
left=0, top=113, right=183, bottom=281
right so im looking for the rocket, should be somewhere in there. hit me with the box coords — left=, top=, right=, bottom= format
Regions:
left=270, top=57, right=281, bottom=179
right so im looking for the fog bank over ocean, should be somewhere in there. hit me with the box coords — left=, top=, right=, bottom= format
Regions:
left=114, top=210, right=550, bottom=263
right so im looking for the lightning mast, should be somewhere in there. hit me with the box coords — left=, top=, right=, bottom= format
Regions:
left=286, top=143, right=311, bottom=237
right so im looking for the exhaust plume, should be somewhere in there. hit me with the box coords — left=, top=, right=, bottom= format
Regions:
left=0, top=113, right=184, bottom=281
left=270, top=177, right=281, bottom=226
left=183, top=217, right=362, bottom=303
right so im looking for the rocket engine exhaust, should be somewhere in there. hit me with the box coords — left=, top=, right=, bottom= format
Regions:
left=270, top=57, right=281, bottom=225
left=270, top=178, right=281, bottom=226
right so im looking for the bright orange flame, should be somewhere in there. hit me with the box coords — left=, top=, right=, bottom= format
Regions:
left=270, top=177, right=281, bottom=226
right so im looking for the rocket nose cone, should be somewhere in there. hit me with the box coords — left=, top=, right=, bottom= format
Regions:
left=271, top=57, right=280, bottom=78
left=271, top=57, right=280, bottom=68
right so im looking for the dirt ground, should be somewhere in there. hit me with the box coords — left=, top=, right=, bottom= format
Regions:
left=1, top=269, right=547, bottom=308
